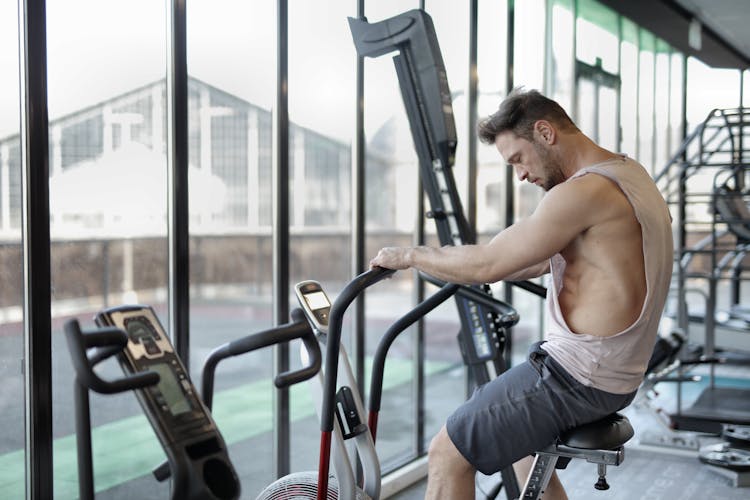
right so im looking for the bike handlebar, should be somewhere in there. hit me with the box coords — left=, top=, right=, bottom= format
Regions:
left=201, top=308, right=322, bottom=409
left=64, top=319, right=160, bottom=394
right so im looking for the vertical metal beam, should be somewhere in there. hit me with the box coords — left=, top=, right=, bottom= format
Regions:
left=352, top=0, right=367, bottom=402
left=666, top=48, right=673, bottom=160
left=651, top=42, right=658, bottom=172
left=571, top=0, right=578, bottom=121
left=467, top=0, right=478, bottom=233
left=616, top=16, right=623, bottom=152
left=413, top=182, right=426, bottom=456
left=680, top=56, right=688, bottom=144
left=19, top=0, right=53, bottom=497
left=272, top=0, right=291, bottom=478
left=635, top=28, right=642, bottom=161
left=502, top=0, right=515, bottom=367
left=676, top=54, right=688, bottom=333
left=167, top=0, right=191, bottom=366
left=740, top=70, right=746, bottom=188
left=415, top=0, right=427, bottom=456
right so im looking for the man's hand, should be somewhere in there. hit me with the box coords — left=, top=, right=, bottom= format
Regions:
left=369, top=247, right=413, bottom=270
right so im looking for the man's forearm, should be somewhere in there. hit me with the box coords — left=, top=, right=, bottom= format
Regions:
left=406, top=245, right=494, bottom=285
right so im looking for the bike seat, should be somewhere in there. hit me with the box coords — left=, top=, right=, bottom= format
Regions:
left=560, top=413, right=634, bottom=450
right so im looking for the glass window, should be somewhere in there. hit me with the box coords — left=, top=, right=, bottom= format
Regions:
left=363, top=0, right=422, bottom=472
left=514, top=0, right=546, bottom=90
left=686, top=57, right=742, bottom=130
left=638, top=29, right=655, bottom=172
left=654, top=43, right=671, bottom=169
left=513, top=0, right=546, bottom=226
left=619, top=18, right=639, bottom=156
left=668, top=52, right=685, bottom=164
left=432, top=0, right=470, bottom=206
left=186, top=0, right=276, bottom=493
left=576, top=78, right=597, bottom=142
left=288, top=0, right=357, bottom=475
left=575, top=0, right=619, bottom=74
left=573, top=0, right=621, bottom=153
left=509, top=0, right=548, bottom=363
left=46, top=1, right=169, bottom=497
left=423, top=0, right=476, bottom=457
left=549, top=0, right=575, bottom=113
left=0, top=1, right=24, bottom=497
left=477, top=0, right=510, bottom=235
left=354, top=0, right=469, bottom=469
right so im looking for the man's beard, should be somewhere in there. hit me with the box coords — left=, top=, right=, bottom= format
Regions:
left=533, top=140, right=566, bottom=191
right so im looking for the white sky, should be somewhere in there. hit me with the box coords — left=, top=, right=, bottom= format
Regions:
left=1, top=1, right=456, bottom=143
left=1, top=1, right=747, bottom=142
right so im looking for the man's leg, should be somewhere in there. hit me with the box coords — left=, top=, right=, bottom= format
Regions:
left=425, top=425, right=475, bottom=500
left=513, top=455, right=569, bottom=500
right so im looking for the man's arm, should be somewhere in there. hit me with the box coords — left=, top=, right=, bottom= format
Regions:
left=370, top=175, right=607, bottom=284
left=503, top=260, right=550, bottom=281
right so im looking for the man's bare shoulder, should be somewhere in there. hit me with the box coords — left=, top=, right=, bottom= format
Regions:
left=545, top=173, right=632, bottom=221
left=535, top=172, right=625, bottom=227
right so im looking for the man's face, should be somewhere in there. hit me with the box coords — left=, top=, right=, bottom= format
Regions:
left=494, top=131, right=565, bottom=191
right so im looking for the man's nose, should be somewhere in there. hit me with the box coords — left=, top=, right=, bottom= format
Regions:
left=514, top=166, right=527, bottom=181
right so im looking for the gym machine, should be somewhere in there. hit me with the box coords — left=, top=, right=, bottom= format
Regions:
left=349, top=9, right=642, bottom=499
left=64, top=304, right=321, bottom=500
left=65, top=306, right=240, bottom=500
left=348, top=10, right=521, bottom=497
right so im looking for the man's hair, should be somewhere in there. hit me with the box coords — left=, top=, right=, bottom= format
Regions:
left=477, top=88, right=578, bottom=145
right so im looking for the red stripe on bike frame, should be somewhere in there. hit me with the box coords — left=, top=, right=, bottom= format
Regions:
left=368, top=411, right=379, bottom=443
left=317, top=431, right=332, bottom=500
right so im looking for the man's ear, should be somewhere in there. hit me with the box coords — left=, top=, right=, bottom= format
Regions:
left=534, top=120, right=556, bottom=145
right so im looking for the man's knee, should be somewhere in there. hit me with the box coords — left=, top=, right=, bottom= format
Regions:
left=428, top=426, right=473, bottom=474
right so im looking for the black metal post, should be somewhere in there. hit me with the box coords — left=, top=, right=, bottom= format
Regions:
left=467, top=0, right=478, bottom=233
left=167, top=0, right=191, bottom=366
left=415, top=0, right=429, bottom=460
left=352, top=0, right=367, bottom=400
left=502, top=0, right=516, bottom=368
left=19, top=0, right=53, bottom=497
left=414, top=178, right=426, bottom=456
left=677, top=54, right=688, bottom=333
left=273, top=0, right=291, bottom=478
left=74, top=381, right=94, bottom=500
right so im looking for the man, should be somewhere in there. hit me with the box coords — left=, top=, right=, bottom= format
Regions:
left=369, top=89, right=673, bottom=499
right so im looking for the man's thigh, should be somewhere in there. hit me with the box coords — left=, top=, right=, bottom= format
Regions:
left=446, top=356, right=569, bottom=475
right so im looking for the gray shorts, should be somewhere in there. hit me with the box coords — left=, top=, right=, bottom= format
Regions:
left=446, top=342, right=636, bottom=475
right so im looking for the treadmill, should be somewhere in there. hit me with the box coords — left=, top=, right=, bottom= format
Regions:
left=670, top=169, right=750, bottom=434
left=349, top=10, right=521, bottom=499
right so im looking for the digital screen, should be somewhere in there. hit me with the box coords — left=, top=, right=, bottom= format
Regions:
left=303, top=291, right=330, bottom=311
left=149, top=362, right=192, bottom=416
left=125, top=317, right=154, bottom=342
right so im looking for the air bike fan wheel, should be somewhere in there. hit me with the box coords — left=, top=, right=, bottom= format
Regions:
left=255, top=471, right=371, bottom=499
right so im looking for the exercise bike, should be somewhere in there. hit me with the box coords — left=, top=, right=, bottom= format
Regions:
left=64, top=304, right=322, bottom=500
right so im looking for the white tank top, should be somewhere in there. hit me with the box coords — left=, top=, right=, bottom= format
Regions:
left=541, top=156, right=674, bottom=394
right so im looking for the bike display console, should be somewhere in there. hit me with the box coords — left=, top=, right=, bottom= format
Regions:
left=95, top=305, right=240, bottom=500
